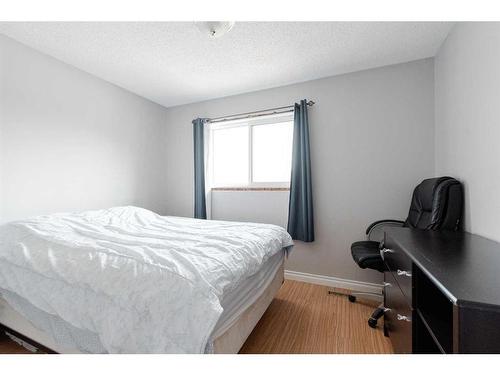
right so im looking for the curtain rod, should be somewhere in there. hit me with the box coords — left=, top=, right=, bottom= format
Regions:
left=207, top=100, right=315, bottom=124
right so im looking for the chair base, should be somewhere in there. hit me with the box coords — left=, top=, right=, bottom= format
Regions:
left=348, top=292, right=387, bottom=329
left=347, top=291, right=383, bottom=303
left=368, top=304, right=388, bottom=328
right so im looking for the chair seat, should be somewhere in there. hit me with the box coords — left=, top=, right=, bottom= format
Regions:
left=351, top=241, right=385, bottom=272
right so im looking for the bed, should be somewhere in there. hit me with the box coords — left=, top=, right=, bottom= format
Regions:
left=0, top=206, right=293, bottom=353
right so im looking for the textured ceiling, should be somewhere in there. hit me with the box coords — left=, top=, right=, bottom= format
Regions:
left=0, top=22, right=453, bottom=108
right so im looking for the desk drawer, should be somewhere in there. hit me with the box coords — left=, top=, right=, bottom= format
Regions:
left=384, top=271, right=413, bottom=354
left=382, top=236, right=413, bottom=302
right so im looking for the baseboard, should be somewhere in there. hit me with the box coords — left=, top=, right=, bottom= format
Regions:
left=284, top=270, right=383, bottom=294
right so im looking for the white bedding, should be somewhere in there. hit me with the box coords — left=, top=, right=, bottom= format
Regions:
left=0, top=206, right=293, bottom=353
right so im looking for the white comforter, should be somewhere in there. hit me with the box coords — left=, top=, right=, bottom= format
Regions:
left=0, top=206, right=293, bottom=353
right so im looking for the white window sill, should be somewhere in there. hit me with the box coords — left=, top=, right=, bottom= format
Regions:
left=211, top=187, right=290, bottom=192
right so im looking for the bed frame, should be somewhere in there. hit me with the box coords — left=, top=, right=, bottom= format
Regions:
left=0, top=262, right=284, bottom=354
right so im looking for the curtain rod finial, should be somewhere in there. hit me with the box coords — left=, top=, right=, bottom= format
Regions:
left=307, top=100, right=315, bottom=106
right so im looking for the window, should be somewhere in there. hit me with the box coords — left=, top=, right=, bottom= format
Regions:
left=212, top=126, right=249, bottom=186
left=209, top=113, right=294, bottom=188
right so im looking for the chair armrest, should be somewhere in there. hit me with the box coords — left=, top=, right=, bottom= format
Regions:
left=365, top=219, right=405, bottom=240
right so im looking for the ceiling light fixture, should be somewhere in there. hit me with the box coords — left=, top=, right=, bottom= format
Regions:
left=195, top=21, right=235, bottom=39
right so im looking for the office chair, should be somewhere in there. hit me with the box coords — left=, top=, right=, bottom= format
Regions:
left=349, top=176, right=463, bottom=328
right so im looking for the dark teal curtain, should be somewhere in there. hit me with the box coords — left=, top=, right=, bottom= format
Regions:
left=287, top=100, right=314, bottom=242
left=193, top=118, right=207, bottom=219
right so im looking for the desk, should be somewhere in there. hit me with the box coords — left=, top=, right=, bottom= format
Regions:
left=383, top=228, right=500, bottom=353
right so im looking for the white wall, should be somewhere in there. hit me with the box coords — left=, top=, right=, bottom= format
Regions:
left=435, top=23, right=500, bottom=242
left=0, top=35, right=168, bottom=222
left=211, top=191, right=289, bottom=227
left=163, top=59, right=435, bottom=283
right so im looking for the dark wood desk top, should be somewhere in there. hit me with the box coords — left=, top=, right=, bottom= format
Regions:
left=385, top=228, right=500, bottom=309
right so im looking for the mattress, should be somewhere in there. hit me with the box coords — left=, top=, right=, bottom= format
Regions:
left=0, top=206, right=293, bottom=353
left=212, top=250, right=284, bottom=340
left=0, top=248, right=285, bottom=353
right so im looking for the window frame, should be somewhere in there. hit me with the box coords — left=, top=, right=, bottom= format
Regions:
left=209, top=112, right=294, bottom=189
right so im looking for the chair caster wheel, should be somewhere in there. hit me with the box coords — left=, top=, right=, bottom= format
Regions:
left=348, top=295, right=356, bottom=303
left=368, top=318, right=378, bottom=328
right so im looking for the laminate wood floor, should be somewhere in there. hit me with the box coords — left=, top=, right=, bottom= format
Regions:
left=0, top=337, right=34, bottom=354
left=239, top=280, right=393, bottom=354
left=0, top=280, right=392, bottom=354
